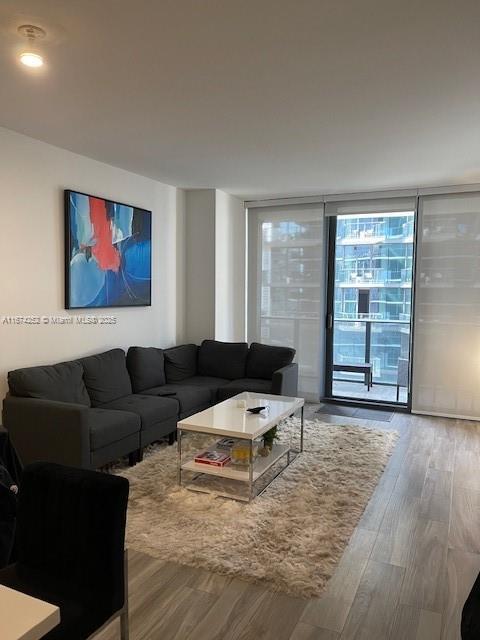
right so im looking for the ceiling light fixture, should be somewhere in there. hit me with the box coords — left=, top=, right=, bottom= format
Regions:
left=19, top=52, right=43, bottom=67
left=17, top=24, right=46, bottom=68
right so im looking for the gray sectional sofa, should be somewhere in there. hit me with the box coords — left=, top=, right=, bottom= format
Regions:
left=2, top=340, right=298, bottom=469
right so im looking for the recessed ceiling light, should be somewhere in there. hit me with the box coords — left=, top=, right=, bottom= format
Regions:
left=19, top=52, right=44, bottom=67
left=17, top=24, right=46, bottom=69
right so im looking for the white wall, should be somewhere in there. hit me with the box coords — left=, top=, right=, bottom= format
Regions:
left=215, top=190, right=246, bottom=341
left=184, top=190, right=216, bottom=343
left=0, top=127, right=185, bottom=400
left=175, top=188, right=187, bottom=344
left=184, top=189, right=246, bottom=345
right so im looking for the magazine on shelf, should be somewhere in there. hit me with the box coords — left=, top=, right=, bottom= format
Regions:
left=194, top=450, right=231, bottom=467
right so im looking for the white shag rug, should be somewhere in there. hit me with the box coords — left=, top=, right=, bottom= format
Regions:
left=116, top=418, right=398, bottom=598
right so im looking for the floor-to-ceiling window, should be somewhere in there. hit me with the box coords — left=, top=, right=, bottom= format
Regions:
left=248, top=205, right=324, bottom=400
left=248, top=189, right=480, bottom=414
left=325, top=197, right=417, bottom=406
left=412, top=192, right=480, bottom=419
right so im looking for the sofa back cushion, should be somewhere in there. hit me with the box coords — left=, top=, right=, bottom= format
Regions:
left=79, top=349, right=132, bottom=405
left=127, top=346, right=166, bottom=392
left=246, top=342, right=295, bottom=380
left=164, top=344, right=198, bottom=383
left=8, top=361, right=91, bottom=406
left=198, top=340, right=248, bottom=380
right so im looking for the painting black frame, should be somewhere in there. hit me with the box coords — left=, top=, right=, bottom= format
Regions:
left=64, top=189, right=152, bottom=309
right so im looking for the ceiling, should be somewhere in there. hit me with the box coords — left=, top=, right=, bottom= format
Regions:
left=1, top=0, right=480, bottom=199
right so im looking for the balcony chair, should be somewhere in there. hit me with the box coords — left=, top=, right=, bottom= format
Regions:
left=396, top=358, right=409, bottom=402
left=0, top=462, right=130, bottom=640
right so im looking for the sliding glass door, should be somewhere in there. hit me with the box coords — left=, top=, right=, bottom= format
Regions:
left=325, top=199, right=416, bottom=406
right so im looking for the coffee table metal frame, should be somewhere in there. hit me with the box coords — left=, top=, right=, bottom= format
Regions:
left=177, top=393, right=305, bottom=502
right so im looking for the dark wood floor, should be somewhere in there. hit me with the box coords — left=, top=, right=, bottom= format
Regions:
left=94, top=407, right=480, bottom=640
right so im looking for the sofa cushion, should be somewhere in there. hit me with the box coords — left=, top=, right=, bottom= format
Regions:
left=8, top=361, right=91, bottom=406
left=217, top=378, right=273, bottom=401
left=181, top=375, right=229, bottom=403
left=142, top=384, right=211, bottom=416
left=164, top=344, right=198, bottom=382
left=246, top=342, right=295, bottom=380
left=99, top=394, right=178, bottom=430
left=79, top=349, right=132, bottom=405
left=127, top=347, right=166, bottom=393
left=86, top=408, right=140, bottom=451
left=198, top=340, right=248, bottom=380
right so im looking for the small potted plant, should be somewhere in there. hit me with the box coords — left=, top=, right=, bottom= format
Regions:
left=258, top=426, right=278, bottom=457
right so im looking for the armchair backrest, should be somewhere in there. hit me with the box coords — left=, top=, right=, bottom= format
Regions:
left=16, top=462, right=129, bottom=611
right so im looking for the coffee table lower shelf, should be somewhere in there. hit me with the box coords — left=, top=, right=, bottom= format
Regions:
left=181, top=443, right=290, bottom=483
left=180, top=443, right=296, bottom=501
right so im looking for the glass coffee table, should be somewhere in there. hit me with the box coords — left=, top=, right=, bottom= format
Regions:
left=177, top=392, right=305, bottom=502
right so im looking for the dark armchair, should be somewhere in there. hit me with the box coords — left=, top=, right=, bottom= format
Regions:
left=0, top=480, right=16, bottom=568
left=0, top=462, right=130, bottom=640
left=462, top=572, right=480, bottom=639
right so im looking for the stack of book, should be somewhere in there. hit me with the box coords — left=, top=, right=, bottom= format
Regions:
left=194, top=450, right=231, bottom=467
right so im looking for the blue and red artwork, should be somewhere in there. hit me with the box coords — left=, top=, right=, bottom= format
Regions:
left=65, top=190, right=151, bottom=308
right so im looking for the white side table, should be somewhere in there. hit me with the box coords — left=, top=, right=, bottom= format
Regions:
left=0, top=584, right=60, bottom=640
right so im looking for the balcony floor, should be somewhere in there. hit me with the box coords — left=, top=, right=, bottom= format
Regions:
left=332, top=379, right=408, bottom=404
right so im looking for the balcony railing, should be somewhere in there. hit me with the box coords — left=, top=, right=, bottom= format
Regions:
left=337, top=221, right=385, bottom=241
left=337, top=220, right=414, bottom=242
left=333, top=318, right=410, bottom=387
left=335, top=267, right=412, bottom=286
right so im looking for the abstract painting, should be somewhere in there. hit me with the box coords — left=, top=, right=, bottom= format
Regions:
left=65, top=190, right=151, bottom=308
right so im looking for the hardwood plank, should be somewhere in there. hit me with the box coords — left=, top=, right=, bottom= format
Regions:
left=137, top=585, right=216, bottom=640
left=453, top=447, right=480, bottom=492
left=94, top=558, right=199, bottom=640
left=419, top=490, right=451, bottom=525
left=371, top=493, right=420, bottom=568
left=388, top=604, right=421, bottom=640
left=228, top=591, right=307, bottom=640
left=301, top=596, right=352, bottom=635
left=339, top=560, right=405, bottom=640
left=388, top=604, right=441, bottom=640
left=399, top=519, right=448, bottom=612
left=357, top=472, right=398, bottom=532
left=453, top=420, right=480, bottom=454
left=185, top=578, right=305, bottom=640
left=380, top=436, right=410, bottom=476
left=416, top=609, right=442, bottom=640
left=184, top=578, right=252, bottom=640
left=187, top=567, right=233, bottom=595
left=301, top=528, right=376, bottom=633
left=431, top=419, right=457, bottom=444
left=392, top=451, right=429, bottom=498
left=449, top=486, right=480, bottom=554
left=419, top=468, right=452, bottom=524
left=289, top=622, right=339, bottom=640
left=429, top=437, right=455, bottom=473
left=127, top=565, right=202, bottom=640
left=440, top=549, right=480, bottom=640
left=423, top=468, right=453, bottom=499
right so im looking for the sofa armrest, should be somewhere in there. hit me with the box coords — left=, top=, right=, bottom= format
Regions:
left=2, top=396, right=91, bottom=468
left=271, top=363, right=298, bottom=397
